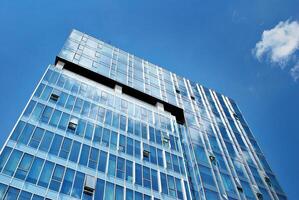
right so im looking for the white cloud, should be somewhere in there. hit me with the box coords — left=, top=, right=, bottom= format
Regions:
left=290, top=61, right=299, bottom=81
left=254, top=20, right=299, bottom=67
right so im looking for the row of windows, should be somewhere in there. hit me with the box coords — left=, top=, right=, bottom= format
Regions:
left=43, top=68, right=173, bottom=131
left=34, top=80, right=180, bottom=150
left=10, top=119, right=185, bottom=176
left=0, top=183, right=47, bottom=200
left=0, top=146, right=187, bottom=200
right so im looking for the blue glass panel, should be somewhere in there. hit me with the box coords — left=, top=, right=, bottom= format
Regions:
left=160, top=172, right=168, bottom=195
left=38, top=161, right=54, bottom=187
left=126, top=188, right=133, bottom=200
left=94, top=179, right=105, bottom=200
left=18, top=123, right=35, bottom=145
left=49, top=134, right=63, bottom=156
left=71, top=172, right=84, bottom=199
left=39, top=130, right=54, bottom=152
left=61, top=168, right=75, bottom=195
left=98, top=151, right=107, bottom=173
left=79, top=144, right=90, bottom=166
left=108, top=154, right=116, bottom=177
left=15, top=153, right=33, bottom=180
left=5, top=187, right=20, bottom=200
left=49, top=110, right=62, bottom=127
left=28, top=127, right=44, bottom=149
left=3, top=149, right=22, bottom=176
left=10, top=121, right=25, bottom=141
left=69, top=140, right=81, bottom=163
left=151, top=169, right=159, bottom=191
left=49, top=165, right=65, bottom=191
left=104, top=182, right=114, bottom=200
left=26, top=157, right=44, bottom=184
left=135, top=163, right=142, bottom=186
left=0, top=147, right=12, bottom=172
left=115, top=185, right=123, bottom=200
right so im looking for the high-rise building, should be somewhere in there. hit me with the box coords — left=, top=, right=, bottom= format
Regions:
left=0, top=29, right=286, bottom=200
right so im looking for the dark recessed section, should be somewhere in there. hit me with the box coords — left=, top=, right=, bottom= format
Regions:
left=55, top=57, right=186, bottom=124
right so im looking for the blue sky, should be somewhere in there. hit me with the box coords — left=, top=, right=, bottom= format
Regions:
left=0, top=0, right=298, bottom=198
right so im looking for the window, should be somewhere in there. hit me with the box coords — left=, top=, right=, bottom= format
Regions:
left=49, top=164, right=65, bottom=191
left=160, top=172, right=168, bottom=195
left=116, top=157, right=125, bottom=179
left=18, top=123, right=35, bottom=145
left=58, top=113, right=70, bottom=130
left=126, top=137, right=133, bottom=156
left=94, top=179, right=105, bottom=200
left=59, top=138, right=72, bottom=159
left=0, top=147, right=12, bottom=172
left=168, top=175, right=176, bottom=197
left=49, top=134, right=63, bottom=156
left=71, top=172, right=84, bottom=199
left=10, top=121, right=25, bottom=141
left=143, top=166, right=151, bottom=189
left=14, top=153, right=33, bottom=180
left=102, top=128, right=110, bottom=147
left=165, top=152, right=172, bottom=170
left=75, top=119, right=86, bottom=136
left=143, top=144, right=150, bottom=161
left=151, top=169, right=159, bottom=191
left=93, top=125, right=102, bottom=143
left=157, top=149, right=164, bottom=167
left=26, top=157, right=44, bottom=184
left=84, top=175, right=96, bottom=195
left=126, top=160, right=133, bottom=182
left=110, top=131, right=118, bottom=150
left=108, top=155, right=116, bottom=177
left=104, top=182, right=114, bottom=200
left=38, top=161, right=54, bottom=187
left=84, top=122, right=94, bottom=140
left=150, top=146, right=157, bottom=165
left=79, top=145, right=90, bottom=166
left=61, top=168, right=75, bottom=195
left=135, top=163, right=142, bottom=186
left=175, top=178, right=183, bottom=199
left=88, top=148, right=99, bottom=170
left=69, top=141, right=81, bottom=163
left=119, top=135, right=126, bottom=153
left=98, top=151, right=108, bottom=173
left=3, top=150, right=22, bottom=176
left=134, top=140, right=141, bottom=159
left=68, top=118, right=78, bottom=131
left=49, top=110, right=62, bottom=127
left=27, top=127, right=44, bottom=149
left=50, top=93, right=60, bottom=102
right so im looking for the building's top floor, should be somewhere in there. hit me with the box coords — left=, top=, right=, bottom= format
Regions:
left=56, top=29, right=236, bottom=124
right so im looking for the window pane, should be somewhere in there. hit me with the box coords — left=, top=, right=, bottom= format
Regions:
left=61, top=168, right=75, bottom=195
left=115, top=185, right=123, bottom=200
left=71, top=172, right=84, bottom=199
left=79, top=145, right=90, bottom=166
left=104, top=182, right=114, bottom=200
left=49, top=134, right=63, bottom=156
left=38, top=161, right=54, bottom=187
left=108, top=155, right=116, bottom=177
left=3, top=150, right=22, bottom=176
left=26, top=157, right=44, bottom=184
left=0, top=147, right=12, bottom=172
left=98, top=151, right=107, bottom=173
left=39, top=131, right=54, bottom=152
left=18, top=123, right=35, bottom=145
left=15, top=153, right=33, bottom=180
left=10, top=121, right=25, bottom=141
left=94, top=179, right=105, bottom=200
left=69, top=141, right=81, bottom=163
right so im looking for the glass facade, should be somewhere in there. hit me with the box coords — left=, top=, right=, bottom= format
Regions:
left=0, top=29, right=286, bottom=200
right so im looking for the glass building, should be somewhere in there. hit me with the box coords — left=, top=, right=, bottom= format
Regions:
left=0, top=29, right=287, bottom=200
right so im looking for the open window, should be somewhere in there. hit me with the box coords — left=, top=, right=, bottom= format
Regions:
left=143, top=150, right=150, bottom=158
left=84, top=175, right=96, bottom=195
left=68, top=118, right=78, bottom=131
left=50, top=93, right=60, bottom=102
left=234, top=178, right=243, bottom=193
